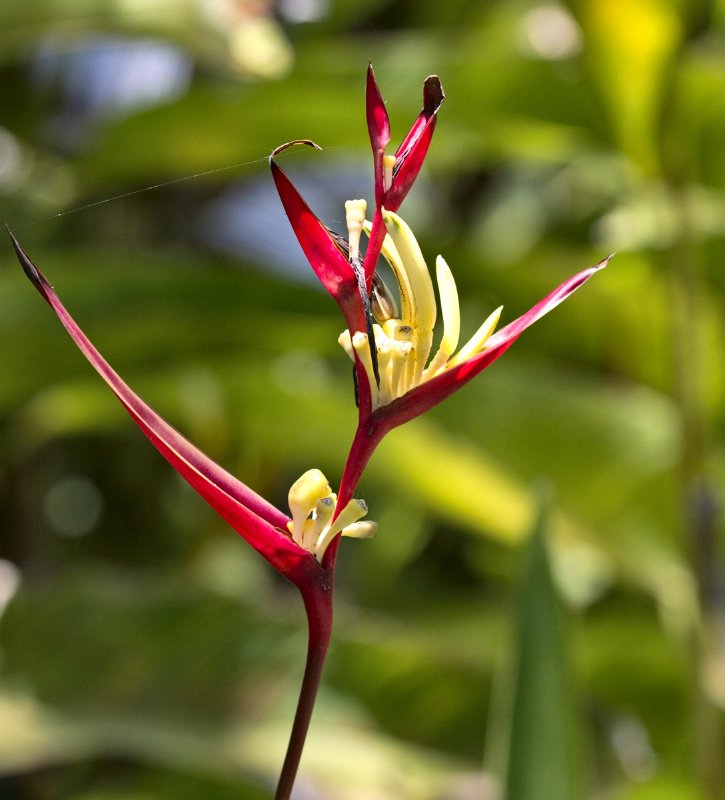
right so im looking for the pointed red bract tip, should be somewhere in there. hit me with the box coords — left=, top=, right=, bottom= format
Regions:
left=422, top=75, right=445, bottom=115
left=270, top=159, right=367, bottom=336
left=382, top=74, right=445, bottom=212
left=366, top=63, right=391, bottom=152
left=8, top=226, right=44, bottom=289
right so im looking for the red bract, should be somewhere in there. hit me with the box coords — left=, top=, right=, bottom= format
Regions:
left=7, top=228, right=327, bottom=595
left=366, top=63, right=444, bottom=214
left=270, top=157, right=367, bottom=338
left=364, top=64, right=444, bottom=284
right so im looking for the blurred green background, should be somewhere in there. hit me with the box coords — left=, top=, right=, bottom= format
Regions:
left=1, top=1, right=725, bottom=798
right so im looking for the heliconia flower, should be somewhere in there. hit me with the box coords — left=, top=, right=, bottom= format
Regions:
left=6, top=229, right=374, bottom=584
left=271, top=67, right=607, bottom=507
left=287, top=468, right=376, bottom=560
left=8, top=225, right=379, bottom=799
left=272, top=172, right=608, bottom=499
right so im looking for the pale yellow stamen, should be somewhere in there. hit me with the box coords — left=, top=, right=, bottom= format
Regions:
left=373, top=325, right=394, bottom=406
left=338, top=329, right=354, bottom=360
left=446, top=305, right=504, bottom=369
left=388, top=324, right=413, bottom=397
left=342, top=521, right=378, bottom=539
left=312, top=495, right=335, bottom=540
left=315, top=498, right=369, bottom=556
left=345, top=199, right=367, bottom=261
left=383, top=154, right=396, bottom=192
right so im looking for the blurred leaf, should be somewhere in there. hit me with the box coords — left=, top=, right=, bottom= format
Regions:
left=503, top=507, right=582, bottom=800
left=574, top=0, right=682, bottom=172
left=620, top=776, right=700, bottom=799
left=377, top=419, right=534, bottom=544
left=0, top=0, right=292, bottom=78
left=0, top=570, right=300, bottom=722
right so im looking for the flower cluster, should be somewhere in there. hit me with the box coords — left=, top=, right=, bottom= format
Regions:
left=287, top=468, right=376, bottom=562
left=272, top=65, right=608, bottom=512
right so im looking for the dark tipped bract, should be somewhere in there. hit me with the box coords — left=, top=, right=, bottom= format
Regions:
left=422, top=76, right=445, bottom=114
left=7, top=226, right=42, bottom=288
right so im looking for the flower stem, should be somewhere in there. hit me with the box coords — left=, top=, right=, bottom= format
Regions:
left=337, top=419, right=385, bottom=510
left=275, top=415, right=386, bottom=796
left=274, top=582, right=333, bottom=800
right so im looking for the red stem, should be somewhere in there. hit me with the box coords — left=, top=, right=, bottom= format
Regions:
left=338, top=418, right=385, bottom=508
left=274, top=580, right=334, bottom=800
left=275, top=413, right=388, bottom=795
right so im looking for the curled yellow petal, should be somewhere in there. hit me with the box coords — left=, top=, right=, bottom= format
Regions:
left=447, top=305, right=503, bottom=369
left=342, top=520, right=378, bottom=539
left=315, top=498, right=369, bottom=558
left=382, top=210, right=437, bottom=336
left=363, top=219, right=415, bottom=327
left=382, top=210, right=436, bottom=383
left=424, top=255, right=461, bottom=378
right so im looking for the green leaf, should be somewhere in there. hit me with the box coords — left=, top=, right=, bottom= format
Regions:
left=503, top=505, right=582, bottom=800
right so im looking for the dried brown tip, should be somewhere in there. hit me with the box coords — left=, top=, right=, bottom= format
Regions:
left=270, top=139, right=323, bottom=160
left=423, top=75, right=445, bottom=115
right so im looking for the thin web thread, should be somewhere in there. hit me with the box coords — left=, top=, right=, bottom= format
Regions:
left=12, top=142, right=357, bottom=231
left=13, top=157, right=268, bottom=230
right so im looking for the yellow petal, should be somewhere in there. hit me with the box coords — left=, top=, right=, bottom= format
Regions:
left=435, top=255, right=460, bottom=355
left=382, top=210, right=436, bottom=384
left=424, top=255, right=461, bottom=378
left=447, top=305, right=503, bottom=369
left=363, top=219, right=415, bottom=327
left=288, top=468, right=331, bottom=544
left=315, top=498, right=369, bottom=559
left=342, top=520, right=378, bottom=539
